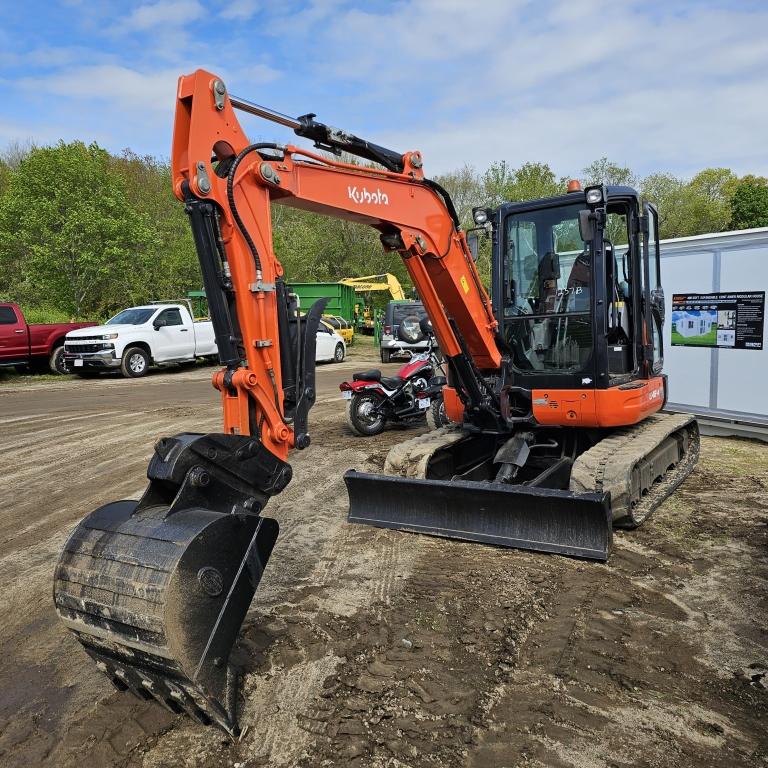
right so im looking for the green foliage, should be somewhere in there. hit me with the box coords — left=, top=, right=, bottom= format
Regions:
left=0, top=138, right=763, bottom=323
left=640, top=172, right=691, bottom=238
left=684, top=168, right=738, bottom=234
left=581, top=157, right=637, bottom=188
left=482, top=161, right=565, bottom=206
left=730, top=175, right=768, bottom=230
left=0, top=141, right=152, bottom=317
left=19, top=305, right=75, bottom=324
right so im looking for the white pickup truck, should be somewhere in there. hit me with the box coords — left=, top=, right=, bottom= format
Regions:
left=63, top=303, right=217, bottom=378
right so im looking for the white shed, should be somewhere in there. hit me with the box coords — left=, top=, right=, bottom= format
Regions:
left=618, top=227, right=768, bottom=436
left=675, top=313, right=712, bottom=338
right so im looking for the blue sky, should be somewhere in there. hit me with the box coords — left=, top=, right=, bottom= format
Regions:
left=1, top=0, right=766, bottom=179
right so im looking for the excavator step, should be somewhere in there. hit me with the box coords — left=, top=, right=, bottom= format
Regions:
left=346, top=471, right=613, bottom=560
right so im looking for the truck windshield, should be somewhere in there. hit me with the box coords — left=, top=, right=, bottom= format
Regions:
left=502, top=202, right=593, bottom=373
left=107, top=308, right=155, bottom=325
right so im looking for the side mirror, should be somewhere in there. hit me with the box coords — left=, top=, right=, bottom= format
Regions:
left=153, top=319, right=164, bottom=330
left=419, top=316, right=433, bottom=336
left=467, top=233, right=479, bottom=262
left=578, top=210, right=594, bottom=243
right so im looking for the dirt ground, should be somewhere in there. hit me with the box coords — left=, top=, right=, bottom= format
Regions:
left=0, top=345, right=766, bottom=768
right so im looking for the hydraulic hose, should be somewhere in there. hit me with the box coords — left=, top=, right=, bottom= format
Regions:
left=225, top=143, right=283, bottom=276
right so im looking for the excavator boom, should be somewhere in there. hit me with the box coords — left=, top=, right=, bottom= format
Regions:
left=340, top=273, right=406, bottom=300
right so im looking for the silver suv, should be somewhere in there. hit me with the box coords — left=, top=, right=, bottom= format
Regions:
left=380, top=301, right=429, bottom=363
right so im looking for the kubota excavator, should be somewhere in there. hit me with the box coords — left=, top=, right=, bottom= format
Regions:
left=53, top=70, right=699, bottom=735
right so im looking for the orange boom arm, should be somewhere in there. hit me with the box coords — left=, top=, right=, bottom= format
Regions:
left=171, top=69, right=500, bottom=457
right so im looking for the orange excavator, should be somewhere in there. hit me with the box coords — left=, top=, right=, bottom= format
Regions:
left=53, top=70, right=699, bottom=734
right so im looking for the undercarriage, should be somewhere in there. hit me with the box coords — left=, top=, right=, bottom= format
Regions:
left=347, top=413, right=700, bottom=561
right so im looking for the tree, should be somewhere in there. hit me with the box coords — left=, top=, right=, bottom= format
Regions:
left=641, top=172, right=692, bottom=239
left=730, top=175, right=768, bottom=230
left=434, top=164, right=482, bottom=229
left=682, top=167, right=738, bottom=235
left=110, top=150, right=200, bottom=310
left=581, top=157, right=637, bottom=189
left=482, top=160, right=564, bottom=205
left=0, top=141, right=152, bottom=317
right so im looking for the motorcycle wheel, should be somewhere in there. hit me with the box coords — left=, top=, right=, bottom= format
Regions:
left=347, top=392, right=387, bottom=436
left=426, top=397, right=450, bottom=430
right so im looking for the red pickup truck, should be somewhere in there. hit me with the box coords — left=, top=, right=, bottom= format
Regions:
left=0, top=303, right=95, bottom=374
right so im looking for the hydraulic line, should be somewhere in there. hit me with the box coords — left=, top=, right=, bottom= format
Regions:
left=225, top=143, right=282, bottom=277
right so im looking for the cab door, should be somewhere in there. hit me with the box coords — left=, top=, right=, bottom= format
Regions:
left=0, top=305, right=29, bottom=361
left=153, top=308, right=194, bottom=360
left=642, top=203, right=664, bottom=375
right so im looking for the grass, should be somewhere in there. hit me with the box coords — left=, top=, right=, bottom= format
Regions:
left=671, top=327, right=718, bottom=346
left=0, top=369, right=67, bottom=387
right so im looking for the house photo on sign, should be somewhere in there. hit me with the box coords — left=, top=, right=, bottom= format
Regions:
left=671, top=292, right=765, bottom=349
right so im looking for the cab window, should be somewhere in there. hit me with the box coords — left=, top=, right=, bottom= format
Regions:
left=159, top=308, right=183, bottom=326
left=502, top=202, right=593, bottom=373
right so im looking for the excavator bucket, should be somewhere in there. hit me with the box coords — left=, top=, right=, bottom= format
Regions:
left=53, top=432, right=292, bottom=734
left=345, top=471, right=613, bottom=561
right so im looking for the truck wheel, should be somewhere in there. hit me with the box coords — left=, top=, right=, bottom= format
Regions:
left=333, top=343, right=345, bottom=363
left=346, top=393, right=386, bottom=436
left=49, top=346, right=67, bottom=375
left=380, top=349, right=391, bottom=364
left=121, top=347, right=150, bottom=378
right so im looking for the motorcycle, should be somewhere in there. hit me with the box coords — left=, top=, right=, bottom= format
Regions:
left=341, top=321, right=449, bottom=436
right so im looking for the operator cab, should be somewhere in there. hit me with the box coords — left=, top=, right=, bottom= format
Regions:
left=488, top=185, right=663, bottom=391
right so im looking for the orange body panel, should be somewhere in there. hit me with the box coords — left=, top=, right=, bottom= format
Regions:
left=442, top=386, right=465, bottom=423
left=531, top=377, right=666, bottom=428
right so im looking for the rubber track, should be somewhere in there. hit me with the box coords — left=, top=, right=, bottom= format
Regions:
left=569, top=412, right=700, bottom=528
left=383, top=426, right=464, bottom=479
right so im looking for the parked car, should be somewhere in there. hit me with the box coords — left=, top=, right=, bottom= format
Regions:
left=317, top=319, right=346, bottom=363
left=379, top=300, right=429, bottom=363
left=64, top=303, right=217, bottom=378
left=0, top=302, right=95, bottom=374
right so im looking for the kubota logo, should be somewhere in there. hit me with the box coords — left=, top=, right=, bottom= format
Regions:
left=348, top=186, right=389, bottom=205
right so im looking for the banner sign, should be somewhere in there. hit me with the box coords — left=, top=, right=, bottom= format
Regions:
left=671, top=292, right=765, bottom=349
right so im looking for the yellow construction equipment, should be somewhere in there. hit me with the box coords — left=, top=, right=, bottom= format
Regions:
left=340, top=274, right=406, bottom=333
left=340, top=273, right=406, bottom=300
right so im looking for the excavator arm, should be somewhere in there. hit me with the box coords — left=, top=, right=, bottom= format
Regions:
left=52, top=69, right=504, bottom=735
left=172, top=69, right=501, bottom=451
left=340, top=274, right=407, bottom=301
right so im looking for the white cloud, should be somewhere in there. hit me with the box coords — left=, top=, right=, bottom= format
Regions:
left=118, top=0, right=204, bottom=32
left=220, top=0, right=260, bottom=21
left=3, top=0, right=766, bottom=183
left=295, top=0, right=768, bottom=179
left=17, top=65, right=180, bottom=114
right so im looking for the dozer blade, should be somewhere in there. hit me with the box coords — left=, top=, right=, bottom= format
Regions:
left=53, top=432, right=292, bottom=735
left=345, top=471, right=613, bottom=561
